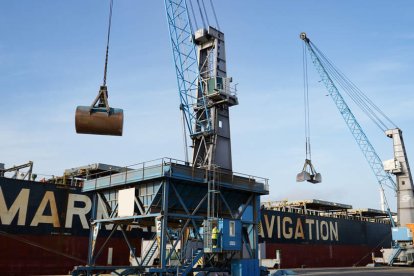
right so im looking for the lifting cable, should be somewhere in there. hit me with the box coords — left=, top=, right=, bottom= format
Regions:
left=303, top=40, right=312, bottom=160
left=200, top=0, right=210, bottom=27
left=196, top=0, right=207, bottom=29
left=209, top=0, right=220, bottom=30
left=74, top=0, right=123, bottom=137
left=188, top=0, right=199, bottom=31
left=188, top=0, right=220, bottom=31
left=298, top=39, right=321, bottom=184
left=313, top=44, right=389, bottom=131
left=102, top=0, right=114, bottom=87
left=309, top=41, right=397, bottom=132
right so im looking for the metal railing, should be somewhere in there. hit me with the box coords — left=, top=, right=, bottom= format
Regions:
left=262, top=204, right=392, bottom=224
left=81, top=157, right=269, bottom=192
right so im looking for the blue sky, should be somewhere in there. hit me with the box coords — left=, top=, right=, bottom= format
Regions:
left=1, top=0, right=414, bottom=211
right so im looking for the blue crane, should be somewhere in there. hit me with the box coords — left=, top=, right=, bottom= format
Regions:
left=164, top=0, right=238, bottom=170
left=301, top=32, right=414, bottom=265
left=300, top=32, right=397, bottom=222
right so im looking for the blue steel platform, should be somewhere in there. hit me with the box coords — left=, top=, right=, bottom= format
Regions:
left=76, top=158, right=269, bottom=276
left=82, top=157, right=269, bottom=194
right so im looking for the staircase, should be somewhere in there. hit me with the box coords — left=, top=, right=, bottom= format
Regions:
left=178, top=248, right=204, bottom=276
left=141, top=239, right=158, bottom=266
left=388, top=246, right=402, bottom=266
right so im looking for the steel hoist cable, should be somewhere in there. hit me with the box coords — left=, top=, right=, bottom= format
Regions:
left=187, top=0, right=220, bottom=31
left=309, top=41, right=397, bottom=132
left=196, top=0, right=207, bottom=29
left=201, top=0, right=210, bottom=27
left=303, top=41, right=312, bottom=160
left=297, top=37, right=322, bottom=184
left=188, top=0, right=199, bottom=31
left=102, top=0, right=114, bottom=87
left=209, top=0, right=220, bottom=30
left=74, top=0, right=124, bottom=137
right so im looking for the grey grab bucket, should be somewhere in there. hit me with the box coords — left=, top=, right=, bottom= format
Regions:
left=75, top=86, right=124, bottom=136
left=296, top=159, right=322, bottom=184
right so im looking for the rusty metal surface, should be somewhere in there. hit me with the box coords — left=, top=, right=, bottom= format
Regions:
left=75, top=106, right=123, bottom=136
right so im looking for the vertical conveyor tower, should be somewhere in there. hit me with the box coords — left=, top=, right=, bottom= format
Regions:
left=193, top=27, right=238, bottom=171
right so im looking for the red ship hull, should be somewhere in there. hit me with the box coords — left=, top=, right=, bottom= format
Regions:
left=0, top=234, right=141, bottom=275
left=265, top=243, right=382, bottom=268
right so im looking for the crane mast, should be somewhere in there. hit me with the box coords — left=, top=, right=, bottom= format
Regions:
left=193, top=27, right=238, bottom=170
left=385, top=128, right=414, bottom=226
left=164, top=0, right=238, bottom=171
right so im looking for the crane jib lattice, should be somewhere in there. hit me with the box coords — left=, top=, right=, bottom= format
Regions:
left=164, top=0, right=212, bottom=138
left=301, top=34, right=397, bottom=192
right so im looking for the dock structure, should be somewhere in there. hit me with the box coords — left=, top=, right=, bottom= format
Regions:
left=72, top=157, right=269, bottom=275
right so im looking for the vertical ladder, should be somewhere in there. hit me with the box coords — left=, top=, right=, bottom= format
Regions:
left=204, top=165, right=221, bottom=252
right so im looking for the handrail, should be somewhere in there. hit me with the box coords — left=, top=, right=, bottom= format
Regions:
left=80, top=157, right=269, bottom=192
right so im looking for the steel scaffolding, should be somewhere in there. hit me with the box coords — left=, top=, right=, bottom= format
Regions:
left=72, top=158, right=268, bottom=275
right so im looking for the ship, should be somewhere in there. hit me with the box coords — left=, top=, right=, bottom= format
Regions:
left=259, top=200, right=393, bottom=268
left=0, top=162, right=393, bottom=275
left=0, top=162, right=148, bottom=275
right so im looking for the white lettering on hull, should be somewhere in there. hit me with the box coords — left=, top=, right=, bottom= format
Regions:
left=0, top=187, right=93, bottom=229
left=0, top=186, right=142, bottom=233
left=30, top=191, right=60, bottom=227
left=0, top=187, right=30, bottom=225
left=260, top=214, right=340, bottom=242
left=65, top=194, right=91, bottom=229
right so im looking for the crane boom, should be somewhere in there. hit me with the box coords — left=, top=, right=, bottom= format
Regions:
left=300, top=33, right=396, bottom=192
left=164, top=0, right=212, bottom=138
left=385, top=129, right=414, bottom=226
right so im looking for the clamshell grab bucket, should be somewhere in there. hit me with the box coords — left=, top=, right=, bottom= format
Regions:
left=75, top=106, right=123, bottom=136
left=296, top=159, right=322, bottom=184
left=296, top=171, right=311, bottom=182
left=310, top=172, right=322, bottom=184
left=75, top=85, right=124, bottom=136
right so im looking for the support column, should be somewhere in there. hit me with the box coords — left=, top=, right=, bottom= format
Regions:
left=251, top=195, right=260, bottom=259
left=87, top=193, right=98, bottom=266
left=160, top=180, right=169, bottom=269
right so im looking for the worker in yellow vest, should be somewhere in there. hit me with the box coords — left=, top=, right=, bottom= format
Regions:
left=212, top=224, right=219, bottom=248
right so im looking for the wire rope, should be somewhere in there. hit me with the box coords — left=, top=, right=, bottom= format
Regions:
left=309, top=42, right=397, bottom=132
left=209, top=0, right=220, bottom=30
left=102, top=0, right=114, bottom=86
left=302, top=41, right=312, bottom=160
left=188, top=0, right=199, bottom=31
left=196, top=0, right=207, bottom=28
left=201, top=0, right=210, bottom=27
